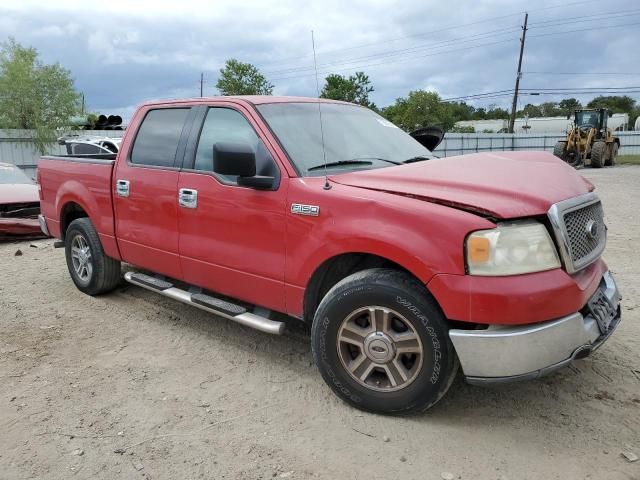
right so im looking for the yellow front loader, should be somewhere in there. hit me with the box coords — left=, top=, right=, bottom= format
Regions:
left=553, top=108, right=620, bottom=168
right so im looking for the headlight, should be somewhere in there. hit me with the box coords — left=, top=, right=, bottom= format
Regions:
left=466, top=220, right=560, bottom=276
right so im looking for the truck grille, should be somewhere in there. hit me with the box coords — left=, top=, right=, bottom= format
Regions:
left=548, top=193, right=606, bottom=274
left=563, top=202, right=604, bottom=263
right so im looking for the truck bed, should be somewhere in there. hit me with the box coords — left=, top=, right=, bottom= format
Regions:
left=38, top=155, right=119, bottom=259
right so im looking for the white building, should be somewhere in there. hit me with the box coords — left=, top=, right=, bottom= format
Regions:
left=455, top=113, right=630, bottom=133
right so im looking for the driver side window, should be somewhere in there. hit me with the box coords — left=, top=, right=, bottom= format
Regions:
left=194, top=107, right=273, bottom=183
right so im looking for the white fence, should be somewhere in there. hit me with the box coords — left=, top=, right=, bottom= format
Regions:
left=434, top=131, right=640, bottom=157
left=0, top=129, right=124, bottom=178
left=1, top=129, right=639, bottom=178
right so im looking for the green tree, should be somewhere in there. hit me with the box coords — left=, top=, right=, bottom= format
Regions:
left=558, top=98, right=582, bottom=116
left=0, top=38, right=80, bottom=153
left=449, top=125, right=475, bottom=133
left=471, top=107, right=487, bottom=120
left=519, top=103, right=542, bottom=117
left=382, top=90, right=456, bottom=131
left=448, top=102, right=475, bottom=122
left=586, top=95, right=636, bottom=114
left=539, top=102, right=562, bottom=117
left=216, top=59, right=273, bottom=96
left=485, top=106, right=510, bottom=120
left=320, top=71, right=375, bottom=108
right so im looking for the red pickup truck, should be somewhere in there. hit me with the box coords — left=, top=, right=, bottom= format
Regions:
left=37, top=96, right=621, bottom=414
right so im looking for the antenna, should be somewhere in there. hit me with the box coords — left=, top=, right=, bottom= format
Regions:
left=311, top=30, right=332, bottom=190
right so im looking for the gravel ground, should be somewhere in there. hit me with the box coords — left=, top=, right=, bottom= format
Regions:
left=1, top=166, right=639, bottom=480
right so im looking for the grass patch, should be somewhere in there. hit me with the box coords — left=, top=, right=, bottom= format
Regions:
left=618, top=155, right=640, bottom=165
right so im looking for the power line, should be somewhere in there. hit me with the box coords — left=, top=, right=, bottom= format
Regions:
left=522, top=86, right=640, bottom=91
left=254, top=13, right=524, bottom=70
left=263, top=26, right=521, bottom=76
left=528, top=9, right=640, bottom=27
left=253, top=0, right=607, bottom=72
left=442, top=88, right=640, bottom=104
left=521, top=91, right=640, bottom=97
left=528, top=20, right=640, bottom=38
left=524, top=0, right=601, bottom=12
left=269, top=38, right=517, bottom=81
left=442, top=89, right=515, bottom=102
left=524, top=72, right=640, bottom=76
left=265, top=16, right=639, bottom=84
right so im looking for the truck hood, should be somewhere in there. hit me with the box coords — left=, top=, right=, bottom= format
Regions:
left=329, top=151, right=593, bottom=219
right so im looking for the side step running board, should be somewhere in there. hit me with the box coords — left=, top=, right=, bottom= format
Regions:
left=124, top=272, right=285, bottom=335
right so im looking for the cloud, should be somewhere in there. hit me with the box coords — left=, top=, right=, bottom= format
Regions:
left=1, top=0, right=638, bottom=120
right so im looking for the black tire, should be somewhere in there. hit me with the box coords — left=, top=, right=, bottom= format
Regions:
left=605, top=142, right=618, bottom=166
left=591, top=141, right=607, bottom=168
left=65, top=218, right=121, bottom=295
left=311, top=268, right=458, bottom=415
left=553, top=141, right=567, bottom=161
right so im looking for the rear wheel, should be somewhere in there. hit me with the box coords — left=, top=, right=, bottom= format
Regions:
left=591, top=141, right=607, bottom=168
left=65, top=218, right=121, bottom=295
left=605, top=142, right=618, bottom=166
left=311, top=268, right=458, bottom=415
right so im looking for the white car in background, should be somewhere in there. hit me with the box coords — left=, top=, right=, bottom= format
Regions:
left=57, top=135, right=121, bottom=156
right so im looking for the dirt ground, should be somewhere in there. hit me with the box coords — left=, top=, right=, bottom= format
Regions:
left=1, top=166, right=639, bottom=480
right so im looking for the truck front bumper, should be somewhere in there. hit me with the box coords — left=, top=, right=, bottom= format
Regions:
left=449, top=271, right=621, bottom=384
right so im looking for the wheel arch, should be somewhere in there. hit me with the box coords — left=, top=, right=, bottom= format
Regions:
left=53, top=179, right=121, bottom=260
left=59, top=201, right=89, bottom=239
left=302, top=252, right=434, bottom=323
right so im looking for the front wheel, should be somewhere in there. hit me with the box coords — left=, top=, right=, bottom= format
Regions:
left=591, top=141, right=607, bottom=168
left=65, top=218, right=121, bottom=295
left=553, top=140, right=568, bottom=161
left=311, top=269, right=458, bottom=415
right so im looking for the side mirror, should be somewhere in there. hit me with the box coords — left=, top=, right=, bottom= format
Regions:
left=213, top=142, right=275, bottom=190
left=409, top=126, right=444, bottom=150
left=213, top=142, right=256, bottom=177
left=566, top=114, right=571, bottom=120
left=608, top=111, right=613, bottom=118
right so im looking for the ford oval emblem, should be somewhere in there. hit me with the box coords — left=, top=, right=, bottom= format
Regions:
left=585, top=220, right=598, bottom=239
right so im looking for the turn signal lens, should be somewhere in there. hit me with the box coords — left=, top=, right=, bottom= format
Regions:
left=468, top=236, right=491, bottom=263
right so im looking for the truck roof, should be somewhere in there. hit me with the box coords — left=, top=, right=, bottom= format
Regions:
left=141, top=95, right=354, bottom=107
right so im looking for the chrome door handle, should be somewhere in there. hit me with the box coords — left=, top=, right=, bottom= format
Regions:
left=179, top=188, right=198, bottom=209
left=116, top=179, right=130, bottom=197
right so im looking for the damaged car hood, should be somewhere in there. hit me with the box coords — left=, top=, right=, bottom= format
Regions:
left=0, top=183, right=39, bottom=204
left=330, top=151, right=593, bottom=218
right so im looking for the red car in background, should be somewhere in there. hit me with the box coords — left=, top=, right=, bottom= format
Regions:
left=0, top=162, right=44, bottom=240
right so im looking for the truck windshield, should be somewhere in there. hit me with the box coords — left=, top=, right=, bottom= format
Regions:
left=576, top=111, right=600, bottom=128
left=0, top=164, right=34, bottom=185
left=257, top=102, right=432, bottom=176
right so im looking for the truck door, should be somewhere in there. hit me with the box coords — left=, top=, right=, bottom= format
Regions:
left=113, top=106, right=194, bottom=279
left=177, top=104, right=288, bottom=312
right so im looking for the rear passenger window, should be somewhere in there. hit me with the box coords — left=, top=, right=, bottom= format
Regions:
left=130, top=108, right=190, bottom=167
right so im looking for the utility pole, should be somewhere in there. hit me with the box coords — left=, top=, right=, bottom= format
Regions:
left=200, top=72, right=204, bottom=97
left=509, top=12, right=528, bottom=133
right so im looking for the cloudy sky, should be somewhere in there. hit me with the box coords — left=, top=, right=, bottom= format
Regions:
left=1, top=0, right=639, bottom=120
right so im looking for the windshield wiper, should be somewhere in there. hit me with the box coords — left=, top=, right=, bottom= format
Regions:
left=403, top=155, right=432, bottom=164
left=307, top=156, right=403, bottom=171
left=352, top=157, right=402, bottom=165
left=308, top=160, right=374, bottom=171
